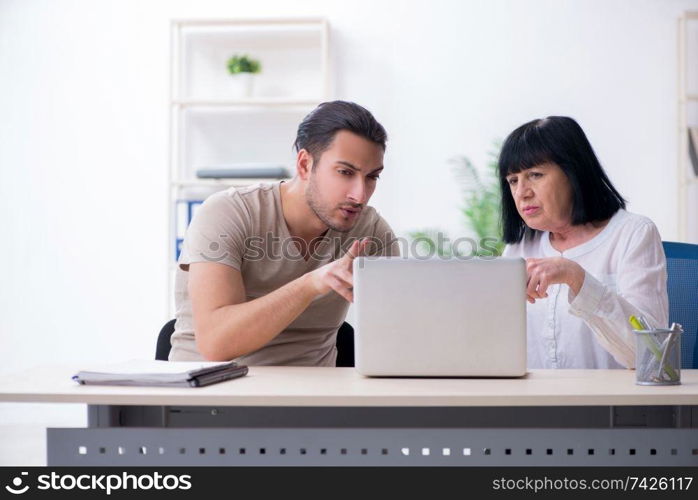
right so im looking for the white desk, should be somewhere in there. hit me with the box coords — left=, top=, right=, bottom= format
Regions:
left=1, top=365, right=697, bottom=466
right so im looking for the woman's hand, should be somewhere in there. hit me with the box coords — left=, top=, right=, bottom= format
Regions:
left=525, top=257, right=585, bottom=304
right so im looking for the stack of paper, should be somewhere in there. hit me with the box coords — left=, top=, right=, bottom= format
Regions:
left=72, top=360, right=248, bottom=388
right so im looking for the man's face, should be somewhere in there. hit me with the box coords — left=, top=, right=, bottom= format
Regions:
left=304, top=130, right=384, bottom=233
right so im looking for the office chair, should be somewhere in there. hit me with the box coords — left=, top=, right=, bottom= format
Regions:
left=155, top=319, right=176, bottom=361
left=156, top=319, right=355, bottom=367
left=662, top=241, right=698, bottom=369
left=334, top=322, right=355, bottom=367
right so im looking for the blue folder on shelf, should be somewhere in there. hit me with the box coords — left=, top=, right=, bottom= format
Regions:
left=174, top=200, right=204, bottom=261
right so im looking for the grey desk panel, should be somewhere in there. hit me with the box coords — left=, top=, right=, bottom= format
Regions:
left=87, top=405, right=696, bottom=429
left=48, top=428, right=698, bottom=466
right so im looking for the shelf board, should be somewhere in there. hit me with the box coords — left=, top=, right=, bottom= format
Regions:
left=173, top=18, right=327, bottom=27
left=173, top=99, right=321, bottom=108
left=678, top=177, right=698, bottom=186
left=172, top=178, right=290, bottom=188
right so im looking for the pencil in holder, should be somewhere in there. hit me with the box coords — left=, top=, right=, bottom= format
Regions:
left=632, top=324, right=682, bottom=386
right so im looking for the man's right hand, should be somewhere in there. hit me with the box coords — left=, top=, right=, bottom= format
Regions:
left=306, top=239, right=369, bottom=302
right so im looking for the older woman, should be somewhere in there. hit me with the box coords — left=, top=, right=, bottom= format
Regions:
left=500, top=116, right=668, bottom=369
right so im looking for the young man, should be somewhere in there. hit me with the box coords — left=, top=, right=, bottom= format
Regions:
left=169, top=101, right=399, bottom=365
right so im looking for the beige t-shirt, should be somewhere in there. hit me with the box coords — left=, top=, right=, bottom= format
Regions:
left=170, top=181, right=399, bottom=366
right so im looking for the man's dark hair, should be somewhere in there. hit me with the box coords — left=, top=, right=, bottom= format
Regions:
left=498, top=116, right=626, bottom=244
left=293, top=101, right=387, bottom=162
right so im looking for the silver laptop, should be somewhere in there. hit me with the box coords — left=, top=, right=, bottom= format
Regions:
left=353, top=257, right=527, bottom=377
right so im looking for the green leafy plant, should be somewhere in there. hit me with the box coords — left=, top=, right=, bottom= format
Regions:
left=408, top=142, right=505, bottom=257
left=226, top=55, right=261, bottom=74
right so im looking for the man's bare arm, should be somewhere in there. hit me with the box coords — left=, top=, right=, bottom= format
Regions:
left=189, top=239, right=367, bottom=361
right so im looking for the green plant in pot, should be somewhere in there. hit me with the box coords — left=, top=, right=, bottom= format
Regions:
left=408, top=142, right=505, bottom=257
left=226, top=55, right=261, bottom=98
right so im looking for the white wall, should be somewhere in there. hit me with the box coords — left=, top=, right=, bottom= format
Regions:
left=1, top=0, right=696, bottom=374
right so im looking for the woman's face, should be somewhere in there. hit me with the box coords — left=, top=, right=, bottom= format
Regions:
left=505, top=162, right=574, bottom=233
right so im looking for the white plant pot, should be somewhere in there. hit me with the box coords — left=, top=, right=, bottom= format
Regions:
left=230, top=72, right=254, bottom=98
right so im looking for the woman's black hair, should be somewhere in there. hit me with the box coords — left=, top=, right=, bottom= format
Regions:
left=498, top=116, right=626, bottom=244
left=293, top=100, right=387, bottom=163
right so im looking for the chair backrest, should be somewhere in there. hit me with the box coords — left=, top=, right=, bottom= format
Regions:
left=156, top=319, right=176, bottom=361
left=335, top=322, right=355, bottom=367
left=662, top=241, right=698, bottom=369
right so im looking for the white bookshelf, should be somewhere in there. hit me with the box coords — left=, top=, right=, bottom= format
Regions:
left=167, top=18, right=330, bottom=314
left=677, top=12, right=698, bottom=243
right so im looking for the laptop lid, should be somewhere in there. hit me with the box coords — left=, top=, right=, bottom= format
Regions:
left=353, top=257, right=527, bottom=377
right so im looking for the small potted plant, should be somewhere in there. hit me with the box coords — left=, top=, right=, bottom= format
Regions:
left=226, top=54, right=261, bottom=98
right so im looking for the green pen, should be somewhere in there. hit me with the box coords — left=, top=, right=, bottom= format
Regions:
left=629, top=315, right=647, bottom=331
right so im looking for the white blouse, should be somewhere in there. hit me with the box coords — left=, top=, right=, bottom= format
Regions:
left=502, top=209, right=668, bottom=369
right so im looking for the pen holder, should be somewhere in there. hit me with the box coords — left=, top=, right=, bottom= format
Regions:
left=633, top=327, right=682, bottom=386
